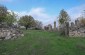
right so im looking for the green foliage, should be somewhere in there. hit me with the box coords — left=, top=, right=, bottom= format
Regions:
left=18, top=15, right=35, bottom=29
left=35, top=20, right=43, bottom=29
left=79, top=17, right=85, bottom=27
left=0, top=5, right=8, bottom=22
left=58, top=9, right=70, bottom=36
left=58, top=9, right=70, bottom=25
left=6, top=11, right=17, bottom=26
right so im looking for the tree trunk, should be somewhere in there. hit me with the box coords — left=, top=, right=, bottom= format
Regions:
left=25, top=25, right=28, bottom=30
left=65, top=22, right=69, bottom=37
left=26, top=27, right=27, bottom=30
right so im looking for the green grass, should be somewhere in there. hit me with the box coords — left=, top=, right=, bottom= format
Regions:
left=0, top=30, right=85, bottom=55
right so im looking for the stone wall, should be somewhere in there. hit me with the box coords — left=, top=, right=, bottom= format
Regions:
left=44, top=24, right=52, bottom=31
left=69, top=19, right=85, bottom=37
left=48, top=24, right=52, bottom=31
left=0, top=28, right=24, bottom=40
left=69, top=28, right=85, bottom=37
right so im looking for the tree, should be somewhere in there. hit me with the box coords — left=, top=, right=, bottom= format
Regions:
left=18, top=15, right=35, bottom=30
left=58, top=9, right=70, bottom=36
left=58, top=9, right=70, bottom=25
left=78, top=17, right=85, bottom=27
left=35, top=20, right=43, bottom=30
left=0, top=5, right=8, bottom=22
left=6, top=11, right=17, bottom=26
left=77, top=10, right=85, bottom=27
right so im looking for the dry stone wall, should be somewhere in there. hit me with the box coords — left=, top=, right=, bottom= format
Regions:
left=69, top=28, right=85, bottom=37
left=0, top=28, right=24, bottom=40
left=69, top=19, right=85, bottom=37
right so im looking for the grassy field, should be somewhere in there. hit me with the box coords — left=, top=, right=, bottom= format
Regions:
left=0, top=30, right=85, bottom=55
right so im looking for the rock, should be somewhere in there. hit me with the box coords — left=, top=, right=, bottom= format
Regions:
left=5, top=31, right=11, bottom=40
left=21, top=34, right=24, bottom=36
left=54, top=21, right=56, bottom=31
left=0, top=28, right=24, bottom=40
left=48, top=24, right=52, bottom=31
left=69, top=20, right=85, bottom=37
left=65, top=22, right=69, bottom=36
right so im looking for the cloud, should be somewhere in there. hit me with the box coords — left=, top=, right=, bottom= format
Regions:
left=14, top=8, right=56, bottom=26
left=68, top=4, right=85, bottom=22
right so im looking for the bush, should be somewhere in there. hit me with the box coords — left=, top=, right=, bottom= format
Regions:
left=35, top=27, right=41, bottom=30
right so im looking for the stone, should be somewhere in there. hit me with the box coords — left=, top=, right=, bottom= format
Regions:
left=44, top=26, right=49, bottom=30
left=21, top=34, right=24, bottom=36
left=75, top=19, right=80, bottom=28
left=54, top=21, right=56, bottom=31
left=48, top=24, right=52, bottom=31
left=65, top=22, right=69, bottom=36
left=0, top=28, right=24, bottom=40
left=59, top=24, right=66, bottom=35
left=70, top=22, right=75, bottom=30
left=69, top=20, right=85, bottom=37
left=5, top=31, right=11, bottom=40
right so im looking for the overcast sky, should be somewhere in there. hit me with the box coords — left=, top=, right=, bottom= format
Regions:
left=0, top=0, right=85, bottom=26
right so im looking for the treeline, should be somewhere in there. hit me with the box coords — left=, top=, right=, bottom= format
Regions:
left=0, top=5, right=42, bottom=30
